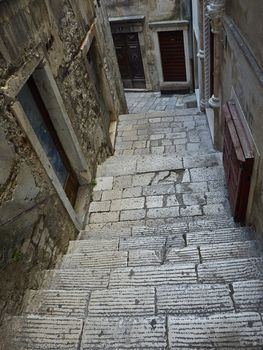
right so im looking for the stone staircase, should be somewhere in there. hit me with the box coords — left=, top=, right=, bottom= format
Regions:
left=2, top=109, right=263, bottom=349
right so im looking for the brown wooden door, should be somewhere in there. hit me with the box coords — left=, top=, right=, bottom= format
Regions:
left=158, top=31, right=187, bottom=82
left=113, top=33, right=146, bottom=89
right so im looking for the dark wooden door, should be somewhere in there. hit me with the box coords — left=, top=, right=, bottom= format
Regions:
left=158, top=31, right=187, bottom=82
left=113, top=32, right=146, bottom=89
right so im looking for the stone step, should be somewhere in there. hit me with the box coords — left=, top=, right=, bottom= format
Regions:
left=157, top=284, right=234, bottom=315
left=200, top=240, right=263, bottom=262
left=198, top=257, right=263, bottom=283
left=67, top=239, right=119, bottom=254
left=109, top=264, right=197, bottom=288
left=23, top=290, right=89, bottom=318
left=81, top=315, right=166, bottom=349
left=232, top=280, right=263, bottom=312
left=186, top=226, right=253, bottom=245
left=88, top=287, right=155, bottom=317
left=2, top=315, right=83, bottom=350
left=43, top=269, right=110, bottom=291
left=68, top=236, right=166, bottom=255
left=168, top=312, right=263, bottom=349
left=61, top=252, right=128, bottom=269
left=165, top=240, right=262, bottom=264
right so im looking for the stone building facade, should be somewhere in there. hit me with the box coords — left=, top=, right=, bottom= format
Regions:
left=106, top=0, right=193, bottom=93
left=193, top=0, right=263, bottom=236
left=0, top=0, right=126, bottom=320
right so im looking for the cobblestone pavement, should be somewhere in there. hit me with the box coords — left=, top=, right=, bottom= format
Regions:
left=126, top=91, right=197, bottom=113
left=4, top=105, right=263, bottom=349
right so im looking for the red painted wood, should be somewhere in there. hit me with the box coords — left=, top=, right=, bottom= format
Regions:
left=223, top=102, right=254, bottom=223
left=158, top=31, right=186, bottom=82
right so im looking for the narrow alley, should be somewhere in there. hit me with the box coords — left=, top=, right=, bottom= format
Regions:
left=4, top=93, right=263, bottom=349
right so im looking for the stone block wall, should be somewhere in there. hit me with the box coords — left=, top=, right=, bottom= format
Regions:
left=0, top=0, right=126, bottom=320
left=220, top=0, right=263, bottom=236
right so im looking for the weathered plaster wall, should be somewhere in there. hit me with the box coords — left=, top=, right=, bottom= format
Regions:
left=106, top=0, right=192, bottom=91
left=0, top=0, right=126, bottom=320
left=220, top=3, right=263, bottom=236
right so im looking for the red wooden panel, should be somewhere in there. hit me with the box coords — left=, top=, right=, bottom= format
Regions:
left=158, top=31, right=187, bottom=82
left=222, top=102, right=254, bottom=223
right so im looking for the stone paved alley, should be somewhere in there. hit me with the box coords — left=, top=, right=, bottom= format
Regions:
left=4, top=93, right=263, bottom=349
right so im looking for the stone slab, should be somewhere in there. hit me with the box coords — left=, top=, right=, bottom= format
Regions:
left=147, top=207, right=180, bottom=219
left=89, top=211, right=120, bottom=224
left=67, top=239, right=119, bottom=254
left=24, top=290, right=89, bottom=318
left=198, top=258, right=263, bottom=283
left=3, top=316, right=83, bottom=350
left=143, top=183, right=175, bottom=196
left=109, top=264, right=197, bottom=288
left=61, top=252, right=128, bottom=269
left=200, top=241, right=263, bottom=262
left=137, top=155, right=183, bottom=173
left=94, top=177, right=113, bottom=191
left=45, top=269, right=110, bottom=290
left=111, top=197, right=145, bottom=211
left=81, top=316, right=166, bottom=349
left=168, top=312, right=263, bottom=349
left=186, top=227, right=252, bottom=246
left=233, top=280, right=263, bottom=312
left=120, top=236, right=166, bottom=251
left=89, top=201, right=110, bottom=213
left=128, top=250, right=162, bottom=266
left=157, top=284, right=233, bottom=315
left=165, top=247, right=200, bottom=264
left=88, top=287, right=155, bottom=317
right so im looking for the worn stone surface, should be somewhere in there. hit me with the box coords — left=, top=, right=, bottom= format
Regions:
left=157, top=284, right=234, bottom=315
left=23, top=290, right=89, bottom=318
left=168, top=312, right=263, bottom=349
left=81, top=316, right=166, bottom=349
left=88, top=287, right=155, bottom=316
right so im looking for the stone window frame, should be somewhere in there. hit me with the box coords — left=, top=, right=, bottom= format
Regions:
left=6, top=56, right=91, bottom=230
left=109, top=16, right=152, bottom=91
left=149, top=20, right=191, bottom=90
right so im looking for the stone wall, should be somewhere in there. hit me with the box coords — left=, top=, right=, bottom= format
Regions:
left=0, top=0, right=126, bottom=320
left=220, top=1, right=263, bottom=236
left=106, top=0, right=192, bottom=91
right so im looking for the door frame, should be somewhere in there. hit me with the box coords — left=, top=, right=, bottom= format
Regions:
left=6, top=56, right=91, bottom=229
left=150, top=20, right=191, bottom=90
left=110, top=16, right=152, bottom=90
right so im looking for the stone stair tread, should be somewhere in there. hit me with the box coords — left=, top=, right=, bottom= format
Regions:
left=119, top=236, right=166, bottom=250
left=81, top=315, right=166, bottom=349
left=168, top=312, right=263, bottom=349
left=61, top=251, right=128, bottom=269
left=2, top=315, right=83, bottom=350
left=128, top=249, right=162, bottom=266
left=43, top=269, right=110, bottom=290
left=67, top=239, right=119, bottom=254
left=232, top=280, right=263, bottom=312
left=109, top=264, right=197, bottom=288
left=200, top=240, right=263, bottom=262
left=198, top=257, right=263, bottom=283
left=88, top=287, right=155, bottom=317
left=186, top=226, right=253, bottom=245
left=23, top=290, right=89, bottom=318
left=157, top=284, right=234, bottom=315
